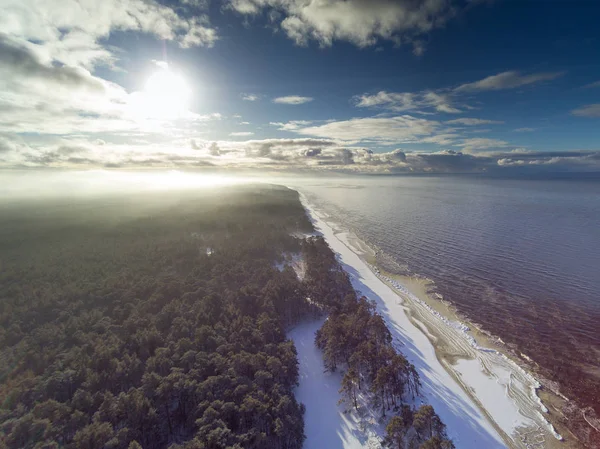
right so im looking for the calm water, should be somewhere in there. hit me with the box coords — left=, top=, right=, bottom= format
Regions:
left=292, top=175, right=600, bottom=416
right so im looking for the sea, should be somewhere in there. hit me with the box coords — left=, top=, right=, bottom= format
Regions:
left=290, top=174, right=600, bottom=436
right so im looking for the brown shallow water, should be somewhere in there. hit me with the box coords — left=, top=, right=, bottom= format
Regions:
left=293, top=175, right=600, bottom=447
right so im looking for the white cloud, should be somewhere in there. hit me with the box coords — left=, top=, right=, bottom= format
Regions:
left=446, top=118, right=504, bottom=125
left=514, top=127, right=536, bottom=132
left=422, top=91, right=461, bottom=114
left=571, top=104, right=600, bottom=118
left=228, top=0, right=465, bottom=52
left=0, top=27, right=230, bottom=142
left=355, top=90, right=461, bottom=114
left=3, top=132, right=598, bottom=174
left=230, top=131, right=255, bottom=136
left=355, top=91, right=415, bottom=110
left=273, top=95, right=313, bottom=105
left=419, top=134, right=461, bottom=146
left=294, top=115, right=441, bottom=143
left=0, top=0, right=221, bottom=143
left=239, top=121, right=251, bottom=125
left=457, top=138, right=510, bottom=152
left=179, top=17, right=219, bottom=48
left=1, top=0, right=218, bottom=70
left=455, top=71, right=564, bottom=92
left=241, top=93, right=260, bottom=101
left=270, top=120, right=313, bottom=131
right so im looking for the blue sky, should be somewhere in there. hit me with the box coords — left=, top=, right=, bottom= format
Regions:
left=1, top=0, right=599, bottom=173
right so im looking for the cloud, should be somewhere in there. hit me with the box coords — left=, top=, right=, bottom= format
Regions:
left=0, top=35, right=105, bottom=92
left=0, top=30, right=224, bottom=137
left=230, top=131, right=255, bottom=136
left=2, top=133, right=599, bottom=175
left=355, top=70, right=564, bottom=118
left=270, top=120, right=313, bottom=131
left=571, top=104, right=600, bottom=118
left=2, top=0, right=218, bottom=70
left=446, top=118, right=504, bottom=126
left=293, top=115, right=441, bottom=144
left=208, top=142, right=221, bottom=156
left=419, top=133, right=461, bottom=146
left=227, top=0, right=469, bottom=51
left=422, top=91, right=461, bottom=113
left=273, top=95, right=314, bottom=105
left=584, top=80, right=600, bottom=89
left=179, top=17, right=219, bottom=48
left=0, top=0, right=222, bottom=141
left=241, top=93, right=260, bottom=101
left=514, top=127, right=536, bottom=132
left=455, top=71, right=564, bottom=92
left=457, top=138, right=510, bottom=152
left=355, top=90, right=461, bottom=114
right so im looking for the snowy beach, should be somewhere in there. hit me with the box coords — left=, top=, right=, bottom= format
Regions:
left=290, top=193, right=564, bottom=449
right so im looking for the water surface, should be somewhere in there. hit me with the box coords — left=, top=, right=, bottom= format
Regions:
left=291, top=175, right=600, bottom=418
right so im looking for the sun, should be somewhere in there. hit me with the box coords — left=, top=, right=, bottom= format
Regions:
left=130, top=66, right=191, bottom=120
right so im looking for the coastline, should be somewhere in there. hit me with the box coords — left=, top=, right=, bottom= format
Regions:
left=297, top=191, right=571, bottom=449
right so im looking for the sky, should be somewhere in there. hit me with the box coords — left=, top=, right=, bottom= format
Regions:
left=1, top=0, right=600, bottom=174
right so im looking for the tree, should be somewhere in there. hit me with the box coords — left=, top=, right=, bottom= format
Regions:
left=72, top=422, right=114, bottom=449
left=419, top=436, right=455, bottom=449
left=339, top=368, right=359, bottom=409
left=384, top=416, right=408, bottom=449
left=413, top=405, right=446, bottom=441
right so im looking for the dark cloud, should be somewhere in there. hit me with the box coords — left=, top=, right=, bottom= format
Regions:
left=303, top=148, right=322, bottom=157
left=392, top=150, right=600, bottom=174
left=390, top=149, right=406, bottom=162
left=339, top=148, right=355, bottom=165
left=408, top=151, right=486, bottom=172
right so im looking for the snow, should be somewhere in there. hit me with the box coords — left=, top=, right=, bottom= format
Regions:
left=275, top=252, right=306, bottom=280
left=297, top=195, right=509, bottom=449
left=376, top=271, right=562, bottom=445
left=454, top=359, right=522, bottom=433
left=289, top=320, right=374, bottom=449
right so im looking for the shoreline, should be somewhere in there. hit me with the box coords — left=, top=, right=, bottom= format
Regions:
left=342, top=218, right=582, bottom=449
left=297, top=191, right=572, bottom=449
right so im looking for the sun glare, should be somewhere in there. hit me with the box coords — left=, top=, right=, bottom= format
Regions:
left=130, top=66, right=191, bottom=120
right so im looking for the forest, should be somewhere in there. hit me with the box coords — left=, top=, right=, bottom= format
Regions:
left=0, top=185, right=452, bottom=449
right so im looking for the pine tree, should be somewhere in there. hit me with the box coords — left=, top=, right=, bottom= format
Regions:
left=339, top=368, right=359, bottom=409
left=384, top=416, right=407, bottom=449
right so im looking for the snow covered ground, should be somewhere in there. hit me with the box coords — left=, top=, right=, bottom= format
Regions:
left=291, top=194, right=563, bottom=449
left=275, top=252, right=306, bottom=281
left=289, top=320, right=380, bottom=449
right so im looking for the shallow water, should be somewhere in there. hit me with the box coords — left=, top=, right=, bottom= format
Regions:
left=290, top=175, right=600, bottom=420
